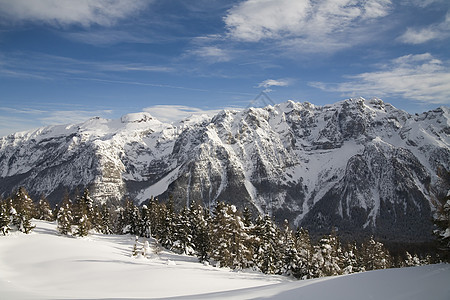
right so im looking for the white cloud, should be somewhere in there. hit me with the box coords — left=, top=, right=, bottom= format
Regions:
left=0, top=106, right=113, bottom=137
left=189, top=46, right=233, bottom=63
left=310, top=53, right=450, bottom=104
left=224, top=0, right=392, bottom=49
left=0, top=0, right=149, bottom=27
left=257, top=79, right=290, bottom=89
left=398, top=13, right=450, bottom=44
left=65, top=30, right=153, bottom=46
left=143, top=105, right=225, bottom=123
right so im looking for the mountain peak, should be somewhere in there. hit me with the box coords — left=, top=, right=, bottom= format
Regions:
left=120, top=112, right=156, bottom=123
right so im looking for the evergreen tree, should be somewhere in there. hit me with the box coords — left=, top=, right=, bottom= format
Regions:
left=11, top=187, right=35, bottom=234
left=0, top=200, right=11, bottom=235
left=35, top=196, right=53, bottom=221
left=172, top=206, right=194, bottom=255
left=99, top=203, right=113, bottom=234
left=252, top=214, right=283, bottom=274
left=210, top=202, right=253, bottom=269
left=140, top=205, right=152, bottom=238
left=121, top=199, right=140, bottom=235
left=242, top=206, right=253, bottom=227
left=158, top=199, right=176, bottom=249
left=359, top=237, right=392, bottom=270
left=280, top=219, right=300, bottom=277
left=341, top=242, right=360, bottom=274
left=57, top=199, right=73, bottom=235
left=433, top=195, right=450, bottom=262
left=314, top=231, right=343, bottom=277
left=190, top=204, right=211, bottom=262
left=404, top=252, right=421, bottom=267
left=294, top=227, right=317, bottom=279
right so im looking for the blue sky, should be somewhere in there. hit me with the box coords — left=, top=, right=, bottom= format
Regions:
left=0, top=0, right=449, bottom=136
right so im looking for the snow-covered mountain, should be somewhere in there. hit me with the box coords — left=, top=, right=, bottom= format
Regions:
left=1, top=98, right=449, bottom=241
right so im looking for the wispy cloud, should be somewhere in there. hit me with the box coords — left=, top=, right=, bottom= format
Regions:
left=188, top=46, right=233, bottom=63
left=65, top=30, right=154, bottom=46
left=0, top=106, right=114, bottom=137
left=0, top=52, right=173, bottom=81
left=398, top=12, right=450, bottom=44
left=257, top=79, right=290, bottom=93
left=258, top=79, right=290, bottom=89
left=310, top=53, right=450, bottom=104
left=224, top=0, right=392, bottom=52
left=0, top=0, right=150, bottom=27
left=144, top=105, right=226, bottom=123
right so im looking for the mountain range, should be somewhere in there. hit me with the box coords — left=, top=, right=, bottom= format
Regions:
left=1, top=98, right=448, bottom=242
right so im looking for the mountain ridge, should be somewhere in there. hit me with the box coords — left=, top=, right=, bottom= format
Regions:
left=1, top=98, right=449, bottom=242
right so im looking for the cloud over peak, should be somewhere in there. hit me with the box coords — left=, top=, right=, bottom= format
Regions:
left=310, top=53, right=450, bottom=104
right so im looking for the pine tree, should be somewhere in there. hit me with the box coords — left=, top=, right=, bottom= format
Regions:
left=210, top=203, right=252, bottom=269
left=11, top=187, right=35, bottom=234
left=341, top=242, right=360, bottom=274
left=190, top=204, right=211, bottom=262
left=0, top=200, right=11, bottom=235
left=121, top=199, right=140, bottom=235
left=172, top=206, right=194, bottom=255
left=404, top=252, right=421, bottom=267
left=314, top=231, right=343, bottom=277
left=359, top=237, right=392, bottom=270
left=140, top=205, right=152, bottom=238
left=35, top=195, right=53, bottom=221
left=295, top=227, right=316, bottom=279
left=281, top=219, right=300, bottom=277
left=433, top=194, right=450, bottom=262
left=158, top=199, right=176, bottom=249
left=57, top=199, right=73, bottom=235
left=99, top=203, right=113, bottom=234
left=252, top=214, right=283, bottom=274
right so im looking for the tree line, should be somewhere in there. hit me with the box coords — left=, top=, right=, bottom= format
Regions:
left=1, top=187, right=447, bottom=279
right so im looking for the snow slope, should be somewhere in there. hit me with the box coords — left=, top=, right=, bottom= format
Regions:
left=1, top=220, right=449, bottom=300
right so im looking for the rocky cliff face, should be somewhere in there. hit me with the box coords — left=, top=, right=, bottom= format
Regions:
left=1, top=98, right=448, bottom=241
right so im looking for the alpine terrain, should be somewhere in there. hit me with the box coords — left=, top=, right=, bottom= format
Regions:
left=0, top=98, right=448, bottom=242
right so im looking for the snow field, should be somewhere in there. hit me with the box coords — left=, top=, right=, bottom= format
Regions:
left=0, top=220, right=287, bottom=299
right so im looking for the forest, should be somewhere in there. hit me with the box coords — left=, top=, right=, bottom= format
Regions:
left=1, top=186, right=448, bottom=280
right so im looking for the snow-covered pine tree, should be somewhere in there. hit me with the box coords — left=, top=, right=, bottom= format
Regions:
left=0, top=200, right=11, bottom=235
left=280, top=219, right=300, bottom=277
left=433, top=194, right=450, bottom=262
left=158, top=198, right=176, bottom=249
left=404, top=252, right=421, bottom=267
left=100, top=203, right=113, bottom=234
left=35, top=196, right=53, bottom=221
left=211, top=202, right=252, bottom=269
left=252, top=214, right=283, bottom=274
left=57, top=199, right=73, bottom=235
left=359, top=236, right=392, bottom=270
left=140, top=205, right=152, bottom=238
left=172, top=206, right=194, bottom=255
left=147, top=196, right=160, bottom=239
left=121, top=199, right=140, bottom=235
left=190, top=204, right=211, bottom=262
left=73, top=189, right=94, bottom=236
left=314, top=231, right=343, bottom=277
left=341, top=242, right=360, bottom=274
left=91, top=205, right=103, bottom=233
left=11, top=187, right=35, bottom=234
left=75, top=215, right=90, bottom=236
left=242, top=206, right=253, bottom=228
left=294, top=227, right=316, bottom=279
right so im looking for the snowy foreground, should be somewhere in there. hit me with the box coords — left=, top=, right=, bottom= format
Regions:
left=1, top=220, right=449, bottom=300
